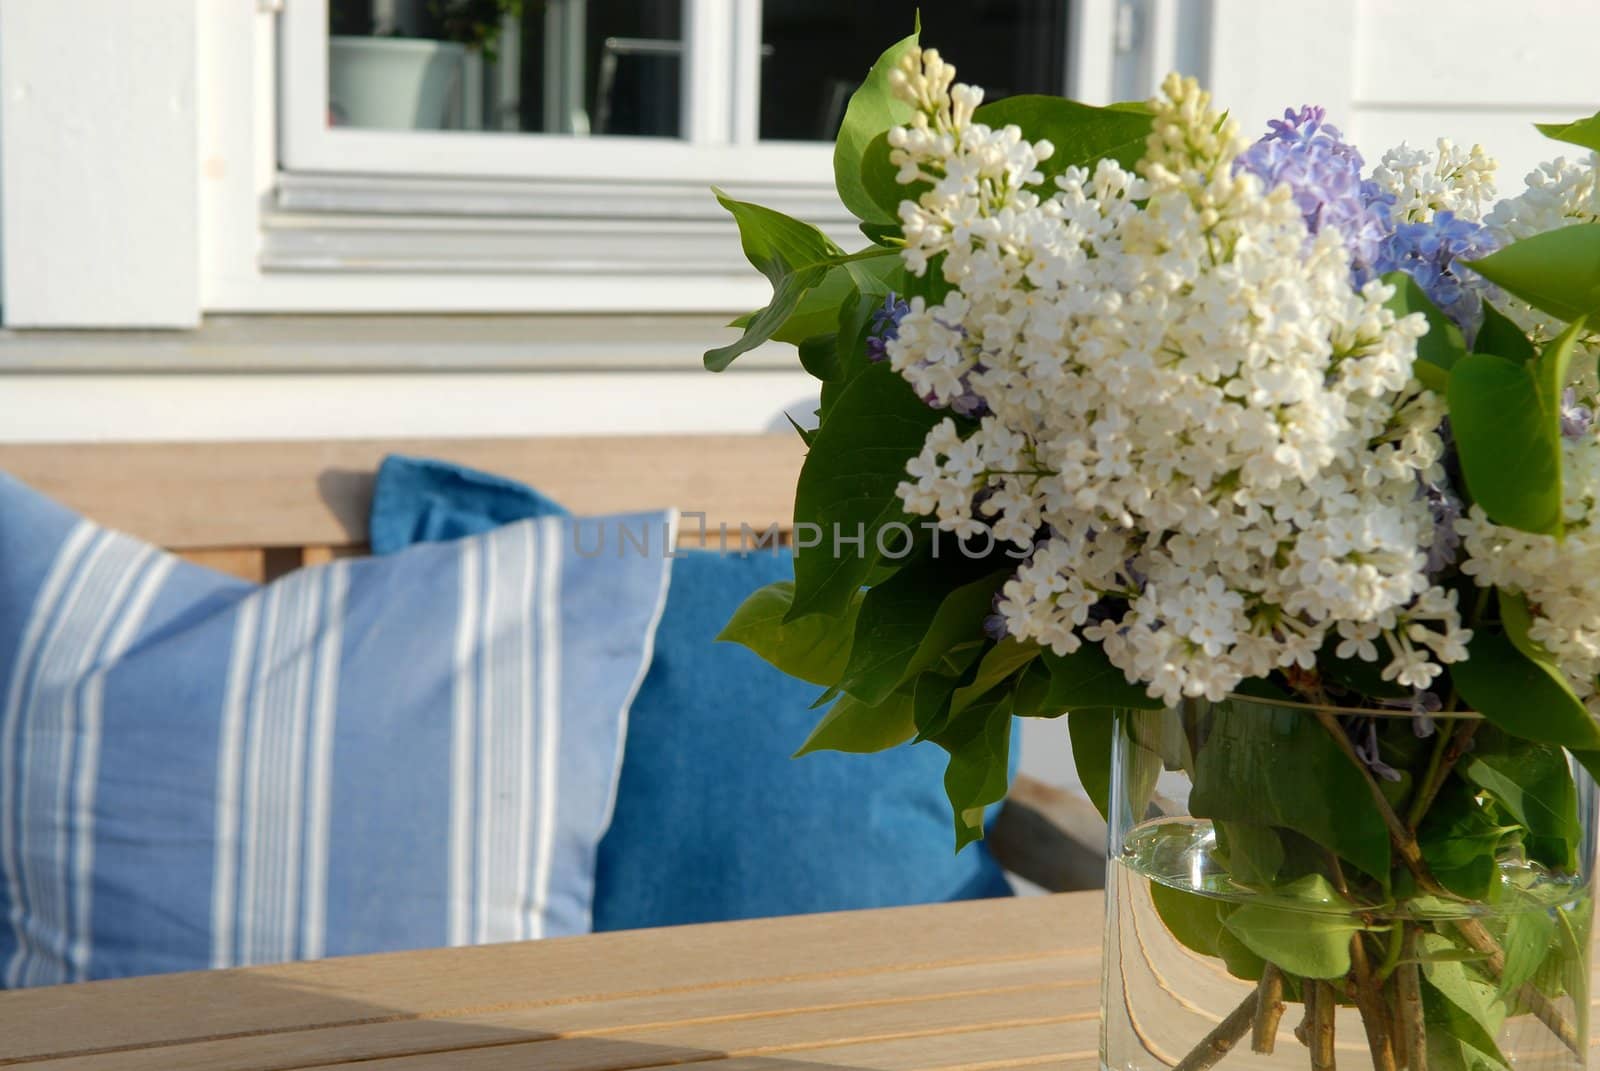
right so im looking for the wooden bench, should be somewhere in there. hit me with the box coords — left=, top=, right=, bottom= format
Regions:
left=0, top=435, right=1103, bottom=893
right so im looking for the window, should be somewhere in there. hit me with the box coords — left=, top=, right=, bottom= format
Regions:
left=283, top=0, right=1084, bottom=179
left=255, top=1, right=1109, bottom=311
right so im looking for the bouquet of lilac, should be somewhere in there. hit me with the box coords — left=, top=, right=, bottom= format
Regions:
left=706, top=21, right=1600, bottom=1071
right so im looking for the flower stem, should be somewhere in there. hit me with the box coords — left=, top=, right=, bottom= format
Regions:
left=1311, top=979, right=1338, bottom=1071
left=1294, top=980, right=1317, bottom=1049
left=1310, top=706, right=1582, bottom=1056
left=1251, top=964, right=1286, bottom=1054
left=1349, top=935, right=1397, bottom=1071
left=1396, top=926, right=1427, bottom=1071
left=1405, top=720, right=1481, bottom=832
left=1172, top=988, right=1260, bottom=1071
left=1311, top=709, right=1426, bottom=872
left=1450, top=915, right=1582, bottom=1057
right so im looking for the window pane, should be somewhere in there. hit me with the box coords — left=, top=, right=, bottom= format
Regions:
left=758, top=0, right=1069, bottom=142
left=328, top=0, right=682, bottom=137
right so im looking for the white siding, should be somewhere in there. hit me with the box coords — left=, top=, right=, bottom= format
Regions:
left=0, top=0, right=199, bottom=327
left=1208, top=0, right=1600, bottom=190
left=1352, top=0, right=1600, bottom=185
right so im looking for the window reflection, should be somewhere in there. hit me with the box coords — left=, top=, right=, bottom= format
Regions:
left=327, top=0, right=682, bottom=137
left=759, top=0, right=1069, bottom=142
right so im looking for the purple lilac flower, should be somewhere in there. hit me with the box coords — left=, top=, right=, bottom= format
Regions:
left=1376, top=689, right=1444, bottom=738
left=948, top=368, right=990, bottom=418
left=983, top=590, right=1010, bottom=641
left=865, top=291, right=910, bottom=362
left=1562, top=387, right=1594, bottom=440
left=1419, top=475, right=1463, bottom=575
left=1235, top=107, right=1389, bottom=282
left=1373, top=211, right=1501, bottom=339
left=1347, top=717, right=1403, bottom=782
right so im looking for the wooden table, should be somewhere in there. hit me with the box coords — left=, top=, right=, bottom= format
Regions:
left=0, top=896, right=1099, bottom=1070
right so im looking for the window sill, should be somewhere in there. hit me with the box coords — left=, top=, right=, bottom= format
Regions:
left=0, top=314, right=800, bottom=375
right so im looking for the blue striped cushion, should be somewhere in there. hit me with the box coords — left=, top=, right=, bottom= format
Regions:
left=0, top=473, right=674, bottom=986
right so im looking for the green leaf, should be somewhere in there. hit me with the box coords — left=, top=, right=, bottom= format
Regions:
left=859, top=220, right=901, bottom=244
left=818, top=260, right=904, bottom=419
left=947, top=637, right=1040, bottom=719
left=1450, top=629, right=1600, bottom=751
left=1035, top=644, right=1162, bottom=713
left=787, top=362, right=944, bottom=621
left=707, top=266, right=830, bottom=372
left=706, top=191, right=899, bottom=372
left=899, top=570, right=1009, bottom=689
left=1011, top=658, right=1054, bottom=718
left=781, top=411, right=816, bottom=447
left=861, top=128, right=931, bottom=223
left=1215, top=822, right=1285, bottom=887
left=1466, top=223, right=1600, bottom=326
left=1499, top=590, right=1592, bottom=756
left=1190, top=701, right=1392, bottom=881
left=1572, top=748, right=1600, bottom=784
left=1150, top=882, right=1224, bottom=957
left=971, top=95, right=1153, bottom=181
left=718, top=581, right=861, bottom=685
left=1500, top=910, right=1557, bottom=996
left=797, top=331, right=842, bottom=383
left=1461, top=730, right=1580, bottom=870
left=1420, top=932, right=1510, bottom=1067
left=1534, top=316, right=1589, bottom=431
left=1219, top=874, right=1361, bottom=979
left=839, top=560, right=1007, bottom=706
left=767, top=266, right=856, bottom=347
left=716, top=191, right=844, bottom=288
left=1417, top=779, right=1518, bottom=899
left=795, top=688, right=917, bottom=756
left=1068, top=709, right=1114, bottom=820
left=912, top=667, right=966, bottom=737
left=832, top=22, right=919, bottom=224
left=1536, top=110, right=1600, bottom=153
left=934, top=685, right=1015, bottom=850
left=1447, top=353, right=1562, bottom=533
left=1422, top=978, right=1512, bottom=1071
left=1475, top=302, right=1537, bottom=363
left=1385, top=271, right=1467, bottom=383
left=1214, top=921, right=1267, bottom=982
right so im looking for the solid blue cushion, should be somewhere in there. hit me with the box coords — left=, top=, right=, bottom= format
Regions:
left=0, top=471, right=672, bottom=986
left=370, top=455, right=1014, bottom=929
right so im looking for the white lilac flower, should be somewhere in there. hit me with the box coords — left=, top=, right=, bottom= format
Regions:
left=1368, top=139, right=1498, bottom=224
left=1459, top=425, right=1600, bottom=711
left=1482, top=152, right=1600, bottom=367
left=882, top=52, right=1466, bottom=706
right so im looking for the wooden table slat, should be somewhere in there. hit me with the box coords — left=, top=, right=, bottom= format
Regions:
left=3, top=891, right=1592, bottom=1071
left=0, top=897, right=1098, bottom=1067
left=29, top=957, right=1091, bottom=1071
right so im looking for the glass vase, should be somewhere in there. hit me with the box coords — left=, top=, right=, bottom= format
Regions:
left=1102, top=695, right=1596, bottom=1071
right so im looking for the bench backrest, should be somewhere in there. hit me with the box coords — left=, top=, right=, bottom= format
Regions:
left=0, top=436, right=803, bottom=581
left=0, top=434, right=1098, bottom=890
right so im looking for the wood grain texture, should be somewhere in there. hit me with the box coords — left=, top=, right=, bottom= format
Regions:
left=1, top=891, right=1595, bottom=1070
left=0, top=436, right=803, bottom=551
left=175, top=548, right=266, bottom=583
left=0, top=897, right=1098, bottom=1070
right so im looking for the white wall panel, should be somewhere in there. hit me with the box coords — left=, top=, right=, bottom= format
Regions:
left=0, top=0, right=199, bottom=326
left=1355, top=0, right=1600, bottom=107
